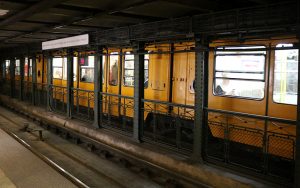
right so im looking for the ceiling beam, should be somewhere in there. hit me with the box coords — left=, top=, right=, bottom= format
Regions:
left=0, top=0, right=67, bottom=27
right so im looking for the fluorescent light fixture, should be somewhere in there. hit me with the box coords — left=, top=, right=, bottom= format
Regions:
left=0, top=9, right=9, bottom=16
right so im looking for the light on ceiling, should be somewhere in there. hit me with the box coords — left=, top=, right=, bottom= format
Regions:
left=0, top=9, right=9, bottom=16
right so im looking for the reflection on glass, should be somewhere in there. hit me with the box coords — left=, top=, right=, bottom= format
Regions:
left=80, top=55, right=94, bottom=82
left=109, top=52, right=119, bottom=86
left=273, top=44, right=298, bottom=105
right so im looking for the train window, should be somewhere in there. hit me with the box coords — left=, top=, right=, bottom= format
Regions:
left=53, top=57, right=63, bottom=79
left=62, top=57, right=77, bottom=81
left=273, top=44, right=298, bottom=105
left=123, top=52, right=149, bottom=87
left=24, top=58, right=28, bottom=77
left=5, top=60, right=10, bottom=76
left=214, top=46, right=266, bottom=99
left=15, top=59, right=20, bottom=75
left=29, top=59, right=32, bottom=76
left=109, top=52, right=119, bottom=86
left=80, top=56, right=94, bottom=82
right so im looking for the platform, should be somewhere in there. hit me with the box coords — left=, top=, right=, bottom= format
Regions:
left=0, top=125, right=76, bottom=188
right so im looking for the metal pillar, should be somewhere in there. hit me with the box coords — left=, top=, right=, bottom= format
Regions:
left=20, top=57, right=24, bottom=100
left=192, top=36, right=209, bottom=162
left=295, top=40, right=300, bottom=188
left=31, top=55, right=37, bottom=105
left=47, top=53, right=53, bottom=111
left=133, top=42, right=145, bottom=142
left=66, top=49, right=74, bottom=118
left=93, top=49, right=103, bottom=128
left=10, top=57, right=15, bottom=98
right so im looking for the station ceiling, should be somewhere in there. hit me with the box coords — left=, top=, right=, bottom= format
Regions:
left=0, top=0, right=297, bottom=49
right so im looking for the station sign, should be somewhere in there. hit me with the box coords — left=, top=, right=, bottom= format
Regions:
left=42, top=34, right=89, bottom=50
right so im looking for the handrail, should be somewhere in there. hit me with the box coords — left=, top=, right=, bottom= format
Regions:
left=72, top=87, right=93, bottom=93
left=142, top=98, right=195, bottom=109
left=205, top=107, right=296, bottom=125
left=100, top=92, right=134, bottom=100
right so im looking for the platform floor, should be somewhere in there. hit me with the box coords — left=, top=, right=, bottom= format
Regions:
left=0, top=126, right=76, bottom=188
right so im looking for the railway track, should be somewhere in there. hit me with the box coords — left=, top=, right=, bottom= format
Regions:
left=0, top=106, right=208, bottom=188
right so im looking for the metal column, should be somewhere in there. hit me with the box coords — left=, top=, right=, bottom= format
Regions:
left=10, top=57, right=15, bottom=98
left=47, top=54, right=53, bottom=111
left=67, top=49, right=74, bottom=118
left=192, top=36, right=209, bottom=162
left=20, top=57, right=24, bottom=100
left=295, top=40, right=300, bottom=188
left=31, top=55, right=37, bottom=105
left=133, top=42, right=145, bottom=142
left=93, top=50, right=103, bottom=128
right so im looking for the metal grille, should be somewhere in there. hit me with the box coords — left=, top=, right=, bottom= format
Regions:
left=72, top=88, right=94, bottom=121
left=49, top=85, right=67, bottom=114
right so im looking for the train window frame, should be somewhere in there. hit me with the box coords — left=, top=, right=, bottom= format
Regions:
left=109, top=52, right=119, bottom=86
left=272, top=43, right=298, bottom=106
left=52, top=57, right=63, bottom=79
left=213, top=45, right=267, bottom=100
left=122, top=52, right=150, bottom=88
left=80, top=55, right=95, bottom=83
left=15, top=59, right=20, bottom=76
left=5, top=60, right=10, bottom=76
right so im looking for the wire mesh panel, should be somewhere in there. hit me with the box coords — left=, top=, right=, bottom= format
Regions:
left=142, top=99, right=194, bottom=151
left=204, top=108, right=296, bottom=181
left=49, top=85, right=67, bottom=114
left=72, top=88, right=94, bottom=121
left=100, top=92, right=134, bottom=134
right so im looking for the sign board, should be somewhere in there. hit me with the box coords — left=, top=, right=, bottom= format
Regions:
left=42, top=34, right=89, bottom=50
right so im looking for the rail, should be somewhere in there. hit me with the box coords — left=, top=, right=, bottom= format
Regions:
left=204, top=107, right=296, bottom=181
left=142, top=99, right=195, bottom=151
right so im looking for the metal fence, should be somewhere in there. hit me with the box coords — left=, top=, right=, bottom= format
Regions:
left=14, top=80, right=20, bottom=99
left=142, top=99, right=194, bottom=151
left=72, top=88, right=94, bottom=121
left=49, top=85, right=67, bottom=114
left=23, top=81, right=32, bottom=103
left=204, top=108, right=296, bottom=181
left=100, top=92, right=134, bottom=134
left=2, top=79, right=11, bottom=96
left=34, top=83, right=47, bottom=107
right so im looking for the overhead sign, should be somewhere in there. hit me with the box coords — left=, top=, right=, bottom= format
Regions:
left=42, top=34, right=89, bottom=50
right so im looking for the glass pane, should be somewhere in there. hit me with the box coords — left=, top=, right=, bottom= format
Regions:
left=53, top=67, right=62, bottom=79
left=29, top=59, right=32, bottom=76
left=215, top=55, right=265, bottom=73
left=216, top=46, right=266, bottom=54
left=124, top=77, right=134, bottom=86
left=24, top=58, right=28, bottom=77
left=80, top=68, right=94, bottom=82
left=53, top=57, right=63, bottom=67
left=63, top=59, right=67, bottom=80
left=109, top=52, right=119, bottom=86
left=88, top=56, right=94, bottom=67
left=125, top=60, right=134, bottom=69
left=5, top=60, right=10, bottom=75
left=125, top=70, right=134, bottom=77
left=273, top=44, right=298, bottom=105
left=15, top=59, right=20, bottom=75
left=214, top=78, right=265, bottom=99
left=73, top=57, right=77, bottom=82
left=215, top=72, right=264, bottom=80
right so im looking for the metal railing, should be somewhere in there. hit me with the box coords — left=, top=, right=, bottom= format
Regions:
left=204, top=108, right=296, bottom=181
left=142, top=99, right=195, bottom=151
left=100, top=92, right=134, bottom=134
left=49, top=85, right=67, bottom=114
left=72, top=88, right=94, bottom=121
left=14, top=80, right=20, bottom=98
left=23, top=81, right=32, bottom=103
left=34, top=83, right=47, bottom=107
left=2, top=79, right=11, bottom=96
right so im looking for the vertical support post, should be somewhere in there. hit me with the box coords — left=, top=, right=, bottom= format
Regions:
left=31, top=55, right=37, bottom=105
left=133, top=42, right=145, bottom=142
left=10, top=57, right=15, bottom=98
left=47, top=53, right=53, bottom=111
left=20, top=56, right=24, bottom=101
left=295, top=39, right=300, bottom=188
left=94, top=48, right=103, bottom=128
left=192, top=35, right=209, bottom=162
left=67, top=49, right=74, bottom=118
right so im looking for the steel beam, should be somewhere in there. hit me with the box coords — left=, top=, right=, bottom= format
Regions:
left=93, top=49, right=103, bottom=128
left=133, top=42, right=145, bottom=142
left=191, top=35, right=209, bottom=162
left=295, top=39, right=300, bottom=188
left=46, top=54, right=53, bottom=111
left=66, top=49, right=73, bottom=118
